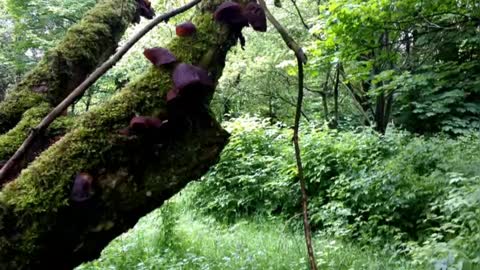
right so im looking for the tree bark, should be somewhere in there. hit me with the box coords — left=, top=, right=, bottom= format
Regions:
left=0, top=1, right=247, bottom=269
left=320, top=65, right=330, bottom=121
left=0, top=0, right=138, bottom=158
left=332, top=63, right=340, bottom=128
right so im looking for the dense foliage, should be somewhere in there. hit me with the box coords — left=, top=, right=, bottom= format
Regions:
left=1, top=0, right=480, bottom=268
left=307, top=0, right=480, bottom=133
left=2, top=0, right=479, bottom=133
left=191, top=117, right=480, bottom=268
left=0, top=0, right=96, bottom=96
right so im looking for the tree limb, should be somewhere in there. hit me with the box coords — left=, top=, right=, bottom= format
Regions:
left=290, top=0, right=310, bottom=30
left=258, top=0, right=307, bottom=64
left=0, top=0, right=202, bottom=184
left=0, top=0, right=248, bottom=267
left=0, top=0, right=138, bottom=134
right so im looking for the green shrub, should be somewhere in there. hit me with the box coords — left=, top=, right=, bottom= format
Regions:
left=191, top=116, right=480, bottom=267
left=192, top=116, right=297, bottom=222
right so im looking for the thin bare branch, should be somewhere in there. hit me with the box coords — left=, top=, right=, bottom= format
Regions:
left=289, top=0, right=310, bottom=30
left=257, top=1, right=317, bottom=269
left=258, top=0, right=307, bottom=64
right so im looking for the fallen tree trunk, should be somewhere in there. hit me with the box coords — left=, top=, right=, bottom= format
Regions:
left=0, top=0, right=138, bottom=141
left=0, top=0, right=247, bottom=269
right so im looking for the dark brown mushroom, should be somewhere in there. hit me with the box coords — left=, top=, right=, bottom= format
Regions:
left=172, top=63, right=214, bottom=96
left=137, top=0, right=155, bottom=19
left=244, top=2, right=267, bottom=32
left=143, top=48, right=177, bottom=67
left=129, top=116, right=165, bottom=133
left=214, top=2, right=249, bottom=29
left=71, top=173, right=94, bottom=203
left=176, top=22, right=197, bottom=37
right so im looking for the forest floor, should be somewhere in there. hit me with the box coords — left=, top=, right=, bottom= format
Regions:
left=76, top=190, right=423, bottom=270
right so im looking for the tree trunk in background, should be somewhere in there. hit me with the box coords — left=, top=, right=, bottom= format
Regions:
left=0, top=0, right=138, bottom=165
left=374, top=31, right=394, bottom=134
left=332, top=63, right=340, bottom=128
left=0, top=0, right=246, bottom=268
left=320, top=65, right=330, bottom=121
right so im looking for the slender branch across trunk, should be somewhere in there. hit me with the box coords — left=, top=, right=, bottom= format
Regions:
left=293, top=54, right=318, bottom=270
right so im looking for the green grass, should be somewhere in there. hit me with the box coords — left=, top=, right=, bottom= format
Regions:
left=76, top=192, right=423, bottom=270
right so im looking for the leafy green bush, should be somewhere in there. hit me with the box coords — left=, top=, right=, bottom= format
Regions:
left=191, top=116, right=297, bottom=222
left=392, top=62, right=480, bottom=135
left=191, top=116, right=480, bottom=267
left=408, top=173, right=480, bottom=268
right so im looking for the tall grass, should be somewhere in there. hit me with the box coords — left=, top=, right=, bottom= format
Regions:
left=76, top=188, right=422, bottom=270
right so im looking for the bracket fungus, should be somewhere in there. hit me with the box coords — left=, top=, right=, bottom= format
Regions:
left=244, top=2, right=267, bottom=32
left=166, top=88, right=180, bottom=102
left=171, top=63, right=214, bottom=101
left=176, top=22, right=197, bottom=37
left=214, top=1, right=267, bottom=49
left=143, top=48, right=177, bottom=67
left=214, top=2, right=249, bottom=29
left=71, top=172, right=95, bottom=203
left=134, top=0, right=156, bottom=23
left=129, top=116, right=166, bottom=133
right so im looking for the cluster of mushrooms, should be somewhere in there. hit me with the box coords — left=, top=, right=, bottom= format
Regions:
left=71, top=1, right=267, bottom=202
left=124, top=1, right=267, bottom=137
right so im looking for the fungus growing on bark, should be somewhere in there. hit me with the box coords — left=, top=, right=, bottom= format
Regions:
left=33, top=82, right=49, bottom=93
left=214, top=2, right=248, bottom=29
left=244, top=2, right=267, bottom=32
left=129, top=116, right=165, bottom=133
left=171, top=63, right=214, bottom=100
left=71, top=172, right=94, bottom=203
left=214, top=2, right=250, bottom=49
left=126, top=116, right=171, bottom=144
left=143, top=48, right=177, bottom=67
left=134, top=0, right=156, bottom=23
left=119, top=116, right=167, bottom=137
left=166, top=88, right=180, bottom=102
left=176, top=22, right=197, bottom=37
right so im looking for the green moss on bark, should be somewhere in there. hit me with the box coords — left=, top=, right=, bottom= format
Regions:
left=0, top=0, right=138, bottom=134
left=0, top=104, right=50, bottom=161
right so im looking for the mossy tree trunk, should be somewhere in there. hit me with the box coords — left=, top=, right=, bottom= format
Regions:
left=0, top=0, right=246, bottom=269
left=0, top=0, right=138, bottom=166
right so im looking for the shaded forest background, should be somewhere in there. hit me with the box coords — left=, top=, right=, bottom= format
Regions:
left=1, top=0, right=479, bottom=269
left=2, top=0, right=479, bottom=134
